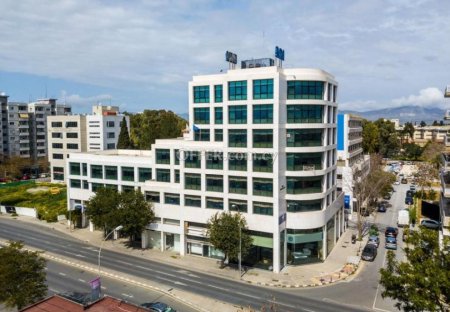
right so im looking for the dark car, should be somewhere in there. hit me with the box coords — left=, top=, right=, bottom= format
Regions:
left=405, top=197, right=413, bottom=205
left=406, top=190, right=413, bottom=197
left=401, top=178, right=408, bottom=184
left=385, top=227, right=398, bottom=237
left=378, top=205, right=387, bottom=213
left=141, top=302, right=176, bottom=312
left=362, top=244, right=377, bottom=261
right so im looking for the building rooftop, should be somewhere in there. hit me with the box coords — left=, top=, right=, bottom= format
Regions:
left=83, top=149, right=153, bottom=157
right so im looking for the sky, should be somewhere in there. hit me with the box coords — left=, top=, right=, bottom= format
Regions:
left=0, top=0, right=449, bottom=114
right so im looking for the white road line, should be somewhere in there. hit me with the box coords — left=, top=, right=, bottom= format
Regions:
left=121, top=293, right=133, bottom=298
left=101, top=286, right=107, bottom=290
left=78, top=278, right=86, bottom=283
left=58, top=272, right=66, bottom=276
left=49, top=288, right=59, bottom=293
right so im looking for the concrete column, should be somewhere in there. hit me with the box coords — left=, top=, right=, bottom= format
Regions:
left=141, top=230, right=148, bottom=249
left=160, top=230, right=164, bottom=252
left=322, top=223, right=327, bottom=260
left=273, top=229, right=280, bottom=273
left=89, top=220, right=94, bottom=232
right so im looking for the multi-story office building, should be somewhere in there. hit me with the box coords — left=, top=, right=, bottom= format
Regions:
left=0, top=92, right=7, bottom=160
left=336, top=114, right=370, bottom=216
left=67, top=56, right=344, bottom=273
left=48, top=105, right=128, bottom=182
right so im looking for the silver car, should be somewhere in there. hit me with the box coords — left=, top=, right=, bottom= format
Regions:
left=368, top=235, right=380, bottom=248
left=420, top=219, right=440, bottom=230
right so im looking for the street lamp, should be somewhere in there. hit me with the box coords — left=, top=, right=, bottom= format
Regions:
left=97, top=225, right=123, bottom=276
left=231, top=204, right=242, bottom=279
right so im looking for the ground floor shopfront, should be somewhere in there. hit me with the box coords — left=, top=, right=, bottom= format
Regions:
left=141, top=206, right=346, bottom=273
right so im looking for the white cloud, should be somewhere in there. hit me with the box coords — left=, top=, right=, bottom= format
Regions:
left=392, top=87, right=444, bottom=108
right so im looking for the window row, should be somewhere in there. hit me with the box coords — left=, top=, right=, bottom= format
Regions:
left=52, top=132, right=79, bottom=139
left=52, top=143, right=79, bottom=150
left=69, top=162, right=152, bottom=182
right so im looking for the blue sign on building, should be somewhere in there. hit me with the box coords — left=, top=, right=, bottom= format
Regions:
left=344, top=195, right=351, bottom=209
left=275, top=46, right=285, bottom=61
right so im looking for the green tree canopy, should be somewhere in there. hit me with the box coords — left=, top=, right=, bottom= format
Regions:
left=207, top=212, right=253, bottom=267
left=362, top=119, right=379, bottom=154
left=420, top=120, right=427, bottom=127
left=374, top=119, right=400, bottom=158
left=402, top=122, right=415, bottom=140
left=127, top=110, right=187, bottom=150
left=0, top=241, right=47, bottom=310
left=117, top=117, right=133, bottom=149
left=380, top=229, right=449, bottom=311
left=86, top=187, right=154, bottom=240
left=403, top=143, right=423, bottom=160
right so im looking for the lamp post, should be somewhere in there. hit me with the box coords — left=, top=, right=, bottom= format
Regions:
left=97, top=225, right=123, bottom=276
left=231, top=204, right=242, bottom=279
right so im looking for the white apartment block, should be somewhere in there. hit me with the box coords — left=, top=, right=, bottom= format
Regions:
left=67, top=57, right=345, bottom=273
left=336, top=114, right=370, bottom=215
left=48, top=105, right=129, bottom=182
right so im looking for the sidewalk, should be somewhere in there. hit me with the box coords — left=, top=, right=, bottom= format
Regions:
left=2, top=214, right=365, bottom=289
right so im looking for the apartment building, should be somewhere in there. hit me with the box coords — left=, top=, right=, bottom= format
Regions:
left=48, top=105, right=128, bottom=182
left=336, top=114, right=370, bottom=216
left=67, top=56, right=345, bottom=273
left=0, top=92, right=7, bottom=160
left=439, top=153, right=450, bottom=251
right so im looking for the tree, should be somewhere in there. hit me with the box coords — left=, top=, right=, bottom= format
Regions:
left=86, top=187, right=154, bottom=240
left=374, top=119, right=400, bottom=158
left=402, top=122, right=415, bottom=142
left=0, top=241, right=47, bottom=310
left=117, top=117, right=133, bottom=149
left=420, top=120, right=426, bottom=127
left=362, top=120, right=379, bottom=154
left=403, top=143, right=423, bottom=160
left=379, top=229, right=449, bottom=311
left=432, top=120, right=439, bottom=126
left=207, top=212, right=253, bottom=267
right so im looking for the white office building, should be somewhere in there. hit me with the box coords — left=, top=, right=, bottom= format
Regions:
left=67, top=56, right=345, bottom=273
left=48, top=105, right=128, bottom=182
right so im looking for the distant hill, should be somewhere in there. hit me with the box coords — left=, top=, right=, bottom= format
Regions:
left=339, top=106, right=445, bottom=124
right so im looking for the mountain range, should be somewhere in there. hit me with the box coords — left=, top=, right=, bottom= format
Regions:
left=178, top=105, right=447, bottom=125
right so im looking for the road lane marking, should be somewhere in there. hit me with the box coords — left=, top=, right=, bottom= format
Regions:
left=58, top=272, right=66, bottom=276
left=121, top=293, right=133, bottom=298
left=78, top=278, right=86, bottom=283
left=49, top=288, right=59, bottom=293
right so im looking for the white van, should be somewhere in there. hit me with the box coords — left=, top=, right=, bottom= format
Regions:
left=397, top=210, right=409, bottom=227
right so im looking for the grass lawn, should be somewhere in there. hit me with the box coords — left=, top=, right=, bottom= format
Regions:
left=0, top=181, right=67, bottom=222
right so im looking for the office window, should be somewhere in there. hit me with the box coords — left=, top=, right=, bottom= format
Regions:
left=105, top=166, right=118, bottom=180
left=145, top=191, right=160, bottom=203
left=185, top=151, right=201, bottom=168
left=69, top=162, right=80, bottom=175
left=121, top=167, right=135, bottom=181
left=52, top=133, right=62, bottom=138
left=185, top=195, right=201, bottom=208
left=82, top=180, right=89, bottom=190
left=287, top=105, right=323, bottom=123
left=194, top=129, right=210, bottom=141
left=138, top=168, right=152, bottom=182
left=253, top=129, right=273, bottom=148
left=107, top=132, right=115, bottom=139
left=287, top=199, right=322, bottom=212
left=206, top=175, right=223, bottom=192
left=106, top=143, right=115, bottom=149
left=92, top=183, right=104, bottom=192
left=229, top=153, right=247, bottom=171
left=229, top=176, right=247, bottom=194
left=253, top=153, right=273, bottom=172
left=52, top=153, right=63, bottom=160
left=286, top=153, right=323, bottom=171
left=229, top=105, right=247, bottom=124
left=53, top=167, right=64, bottom=181
left=253, top=104, right=273, bottom=124
left=253, top=202, right=273, bottom=216
left=229, top=199, right=248, bottom=213
left=214, top=85, right=223, bottom=103
left=156, top=169, right=170, bottom=182
left=206, top=152, right=223, bottom=169
left=82, top=163, right=88, bottom=176
left=194, top=107, right=210, bottom=124
left=91, top=165, right=103, bottom=179
left=65, top=121, right=78, bottom=128
left=287, top=176, right=322, bottom=194
left=156, top=149, right=171, bottom=164
left=287, top=81, right=324, bottom=99
left=215, top=107, right=223, bottom=124
left=206, top=197, right=223, bottom=210
left=214, top=129, right=223, bottom=142
left=66, top=132, right=78, bottom=139
left=174, top=169, right=180, bottom=183
left=174, top=149, right=180, bottom=165
left=67, top=143, right=79, bottom=149
left=228, top=81, right=247, bottom=101
left=165, top=193, right=180, bottom=205
left=52, top=143, right=63, bottom=149
left=228, top=129, right=247, bottom=147
left=122, top=185, right=135, bottom=192
left=106, top=121, right=115, bottom=127
left=253, top=79, right=273, bottom=99
left=185, top=173, right=201, bottom=190
left=253, top=178, right=273, bottom=197
left=70, top=179, right=81, bottom=188
left=51, top=122, right=62, bottom=127
left=287, top=129, right=323, bottom=147
left=194, top=85, right=210, bottom=103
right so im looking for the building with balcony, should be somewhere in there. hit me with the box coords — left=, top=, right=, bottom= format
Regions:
left=439, top=152, right=450, bottom=250
left=48, top=105, right=129, bottom=182
left=336, top=114, right=369, bottom=217
left=66, top=54, right=345, bottom=273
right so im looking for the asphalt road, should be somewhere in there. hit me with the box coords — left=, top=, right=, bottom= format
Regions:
left=0, top=218, right=368, bottom=312
left=46, top=259, right=197, bottom=312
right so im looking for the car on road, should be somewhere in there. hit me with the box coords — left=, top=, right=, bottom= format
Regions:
left=393, top=181, right=400, bottom=185
left=141, top=302, right=177, bottom=312
left=378, top=204, right=387, bottom=213
left=405, top=196, right=413, bottom=205
left=368, top=235, right=380, bottom=248
left=385, top=227, right=398, bottom=238
left=410, top=185, right=416, bottom=192
left=362, top=244, right=378, bottom=261
left=420, top=219, right=440, bottom=230
left=401, top=178, right=408, bottom=184
left=406, top=190, right=413, bottom=197
left=385, top=236, right=398, bottom=250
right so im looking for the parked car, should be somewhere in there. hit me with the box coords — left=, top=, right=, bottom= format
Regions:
left=368, top=235, right=380, bottom=248
left=393, top=181, right=400, bottom=185
left=410, top=185, right=416, bottom=192
left=385, top=236, right=398, bottom=250
left=362, top=244, right=378, bottom=261
left=406, top=190, right=413, bottom=197
left=21, top=174, right=30, bottom=180
left=378, top=205, right=387, bottom=213
left=141, top=302, right=176, bottom=312
left=405, top=196, right=413, bottom=205
left=420, top=219, right=440, bottom=230
left=385, top=227, right=398, bottom=237
left=401, top=178, right=408, bottom=184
